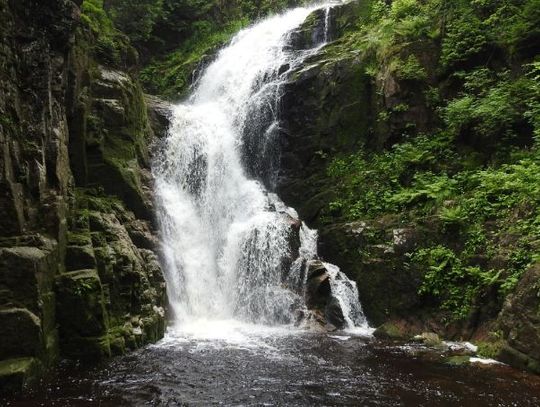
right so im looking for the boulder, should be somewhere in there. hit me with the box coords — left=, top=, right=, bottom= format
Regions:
left=304, top=260, right=353, bottom=329
left=305, top=260, right=331, bottom=309
left=0, top=309, right=42, bottom=360
left=0, top=358, right=43, bottom=396
left=56, top=269, right=108, bottom=339
left=318, top=221, right=425, bottom=326
left=145, top=94, right=172, bottom=140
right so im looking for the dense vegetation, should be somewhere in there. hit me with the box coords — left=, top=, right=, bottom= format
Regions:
left=323, top=0, right=540, bottom=322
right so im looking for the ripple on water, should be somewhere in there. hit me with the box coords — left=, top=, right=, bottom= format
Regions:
left=5, top=325, right=540, bottom=406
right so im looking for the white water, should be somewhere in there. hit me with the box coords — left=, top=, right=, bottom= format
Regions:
left=154, top=1, right=369, bottom=335
left=324, top=6, right=331, bottom=42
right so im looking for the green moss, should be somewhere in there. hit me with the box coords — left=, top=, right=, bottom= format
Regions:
left=373, top=321, right=409, bottom=339
left=0, top=357, right=43, bottom=394
left=391, top=55, right=427, bottom=81
left=80, top=0, right=133, bottom=66
left=445, top=355, right=471, bottom=366
left=67, top=231, right=93, bottom=247
left=477, top=340, right=504, bottom=359
left=56, top=269, right=109, bottom=341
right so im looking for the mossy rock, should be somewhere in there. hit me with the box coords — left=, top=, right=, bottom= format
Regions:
left=56, top=269, right=108, bottom=339
left=373, top=322, right=409, bottom=340
left=0, top=308, right=42, bottom=360
left=445, top=355, right=471, bottom=367
left=60, top=335, right=112, bottom=360
left=414, top=332, right=443, bottom=348
left=476, top=340, right=504, bottom=360
left=0, top=357, right=43, bottom=396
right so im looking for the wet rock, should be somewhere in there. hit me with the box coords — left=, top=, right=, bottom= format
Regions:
left=0, top=309, right=42, bottom=361
left=56, top=269, right=108, bottom=339
left=304, top=260, right=353, bottom=329
left=145, top=94, right=172, bottom=139
left=498, top=263, right=540, bottom=373
left=318, top=221, right=426, bottom=326
left=0, top=0, right=166, bottom=391
left=65, top=244, right=96, bottom=271
left=325, top=296, right=346, bottom=329
left=289, top=8, right=328, bottom=49
left=413, top=332, right=443, bottom=347
left=392, top=228, right=419, bottom=253
left=126, top=219, right=160, bottom=251
left=288, top=0, right=367, bottom=49
left=306, top=260, right=331, bottom=309
left=373, top=322, right=410, bottom=340
left=277, top=44, right=370, bottom=225
left=0, top=358, right=43, bottom=396
left=445, top=355, right=471, bottom=367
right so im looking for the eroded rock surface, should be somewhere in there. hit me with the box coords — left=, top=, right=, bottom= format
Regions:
left=0, top=0, right=168, bottom=393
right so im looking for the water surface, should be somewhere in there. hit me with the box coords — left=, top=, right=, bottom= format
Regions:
left=8, top=325, right=540, bottom=406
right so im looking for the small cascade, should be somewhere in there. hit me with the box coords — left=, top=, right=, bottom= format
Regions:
left=153, top=1, right=368, bottom=331
left=323, top=6, right=331, bottom=43
left=324, top=263, right=369, bottom=328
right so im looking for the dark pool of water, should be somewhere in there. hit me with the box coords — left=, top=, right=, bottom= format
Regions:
left=5, top=325, right=540, bottom=406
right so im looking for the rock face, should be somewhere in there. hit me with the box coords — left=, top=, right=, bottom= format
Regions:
left=318, top=221, right=424, bottom=327
left=498, top=264, right=540, bottom=373
left=0, top=0, right=169, bottom=394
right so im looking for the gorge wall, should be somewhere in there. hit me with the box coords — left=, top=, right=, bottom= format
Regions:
left=0, top=0, right=168, bottom=393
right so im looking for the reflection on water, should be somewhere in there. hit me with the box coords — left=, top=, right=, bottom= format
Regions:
left=6, top=324, right=540, bottom=406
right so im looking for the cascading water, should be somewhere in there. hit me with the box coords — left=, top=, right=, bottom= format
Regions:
left=154, top=1, right=369, bottom=332
left=324, top=6, right=331, bottom=43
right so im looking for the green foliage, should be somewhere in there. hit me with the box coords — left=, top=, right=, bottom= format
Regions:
left=107, top=0, right=164, bottom=43
left=80, top=0, right=131, bottom=65
left=443, top=70, right=537, bottom=150
left=410, top=245, right=498, bottom=320
left=392, top=55, right=427, bottom=81
left=140, top=18, right=248, bottom=97
left=137, top=0, right=303, bottom=97
left=326, top=133, right=457, bottom=218
left=524, top=62, right=540, bottom=142
left=440, top=16, right=490, bottom=70
left=476, top=336, right=504, bottom=359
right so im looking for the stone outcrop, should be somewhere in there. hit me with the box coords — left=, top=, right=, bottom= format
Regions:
left=305, top=260, right=346, bottom=328
left=498, top=263, right=540, bottom=373
left=0, top=0, right=169, bottom=394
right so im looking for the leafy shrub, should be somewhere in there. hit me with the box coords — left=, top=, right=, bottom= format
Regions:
left=392, top=55, right=428, bottom=81
left=411, top=246, right=497, bottom=321
left=440, top=17, right=491, bottom=70
left=107, top=0, right=164, bottom=43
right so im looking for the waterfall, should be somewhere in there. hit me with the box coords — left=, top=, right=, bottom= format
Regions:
left=153, top=1, right=369, bottom=332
